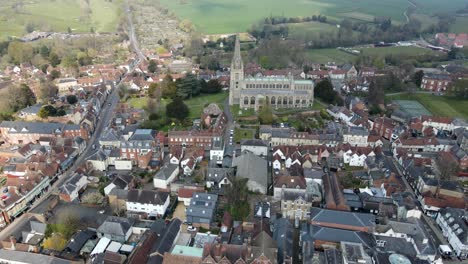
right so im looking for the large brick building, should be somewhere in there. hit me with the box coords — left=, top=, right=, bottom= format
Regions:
left=0, top=121, right=88, bottom=145
left=168, top=130, right=221, bottom=149
left=372, top=116, right=395, bottom=140
left=421, top=73, right=452, bottom=92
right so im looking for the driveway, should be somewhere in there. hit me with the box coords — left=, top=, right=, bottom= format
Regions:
left=173, top=202, right=186, bottom=222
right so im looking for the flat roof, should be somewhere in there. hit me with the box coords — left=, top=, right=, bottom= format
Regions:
left=171, top=245, right=204, bottom=257
left=91, top=237, right=111, bottom=255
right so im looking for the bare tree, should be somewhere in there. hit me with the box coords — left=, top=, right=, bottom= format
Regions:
left=435, top=154, right=459, bottom=197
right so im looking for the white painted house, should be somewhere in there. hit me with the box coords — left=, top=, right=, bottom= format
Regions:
left=126, top=189, right=170, bottom=217
left=241, top=139, right=269, bottom=157
left=153, top=164, right=179, bottom=189
left=436, top=208, right=468, bottom=259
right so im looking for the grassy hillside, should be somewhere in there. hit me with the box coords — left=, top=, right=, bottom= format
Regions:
left=158, top=0, right=467, bottom=34
left=0, top=0, right=122, bottom=40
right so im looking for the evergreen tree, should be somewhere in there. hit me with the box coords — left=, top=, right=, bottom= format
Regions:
left=176, top=73, right=200, bottom=99
left=166, top=97, right=189, bottom=121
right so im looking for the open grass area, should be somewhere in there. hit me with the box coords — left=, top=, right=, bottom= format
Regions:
left=184, top=92, right=228, bottom=119
left=359, top=46, right=437, bottom=57
left=230, top=105, right=255, bottom=118
left=387, top=93, right=468, bottom=119
left=287, top=21, right=339, bottom=40
left=0, top=0, right=122, bottom=40
left=158, top=0, right=467, bottom=34
left=128, top=92, right=228, bottom=119
left=450, top=17, right=468, bottom=34
left=308, top=48, right=357, bottom=64
left=234, top=127, right=256, bottom=143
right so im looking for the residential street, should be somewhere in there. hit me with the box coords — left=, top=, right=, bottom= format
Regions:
left=388, top=156, right=449, bottom=248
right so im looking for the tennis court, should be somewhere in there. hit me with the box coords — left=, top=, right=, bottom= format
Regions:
left=393, top=100, right=432, bottom=117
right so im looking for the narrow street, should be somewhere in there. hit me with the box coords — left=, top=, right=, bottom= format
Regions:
left=388, top=156, right=449, bottom=248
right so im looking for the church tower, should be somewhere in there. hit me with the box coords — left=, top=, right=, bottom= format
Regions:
left=229, top=34, right=244, bottom=105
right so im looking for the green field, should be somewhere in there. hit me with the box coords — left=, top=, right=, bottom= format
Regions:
left=308, top=48, right=357, bottom=64
left=387, top=93, right=468, bottom=119
left=0, top=0, right=122, bottom=40
left=128, top=92, right=228, bottom=119
left=359, top=46, right=437, bottom=57
left=287, top=21, right=339, bottom=40
left=158, top=0, right=467, bottom=34
left=450, top=17, right=468, bottom=34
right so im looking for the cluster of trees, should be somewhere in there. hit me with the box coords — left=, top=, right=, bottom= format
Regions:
left=7, top=84, right=36, bottom=112
left=142, top=74, right=223, bottom=129
left=155, top=74, right=222, bottom=100
left=38, top=105, right=66, bottom=119
left=314, top=79, right=343, bottom=105
left=263, top=14, right=327, bottom=25
left=447, top=79, right=468, bottom=98
left=251, top=37, right=306, bottom=69
left=225, top=177, right=251, bottom=220
left=5, top=41, right=94, bottom=69
left=203, top=35, right=236, bottom=52
left=304, top=17, right=423, bottom=49
left=44, top=213, right=80, bottom=251
left=250, top=15, right=327, bottom=39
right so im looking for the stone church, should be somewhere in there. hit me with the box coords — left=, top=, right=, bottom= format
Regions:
left=229, top=35, right=314, bottom=111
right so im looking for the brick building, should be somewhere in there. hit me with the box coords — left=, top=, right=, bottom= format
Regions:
left=372, top=116, right=395, bottom=140
left=421, top=73, right=452, bottom=92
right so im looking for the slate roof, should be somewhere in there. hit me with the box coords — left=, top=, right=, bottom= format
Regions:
left=127, top=189, right=169, bottom=205
left=99, top=128, right=120, bottom=142
left=438, top=207, right=467, bottom=243
left=207, top=167, right=234, bottom=184
left=308, top=225, right=374, bottom=248
left=232, top=152, right=268, bottom=190
left=376, top=219, right=436, bottom=256
left=97, top=216, right=134, bottom=237
left=20, top=104, right=42, bottom=115
left=87, top=149, right=108, bottom=161
left=148, top=218, right=182, bottom=264
left=241, top=139, right=268, bottom=147
left=373, top=235, right=417, bottom=257
left=106, top=177, right=129, bottom=192
left=58, top=173, right=86, bottom=196
left=186, top=193, right=218, bottom=221
left=0, top=121, right=63, bottom=134
left=129, top=129, right=156, bottom=141
left=154, top=164, right=179, bottom=180
left=0, top=249, right=72, bottom=264
left=310, top=208, right=376, bottom=228
left=272, top=218, right=293, bottom=264
left=108, top=188, right=128, bottom=200
left=65, top=229, right=96, bottom=253
left=324, top=248, right=344, bottom=264
left=343, top=126, right=369, bottom=136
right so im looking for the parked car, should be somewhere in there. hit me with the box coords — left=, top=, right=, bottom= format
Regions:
left=187, top=225, right=197, bottom=232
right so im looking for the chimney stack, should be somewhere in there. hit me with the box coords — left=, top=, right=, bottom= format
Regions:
left=9, top=236, right=16, bottom=250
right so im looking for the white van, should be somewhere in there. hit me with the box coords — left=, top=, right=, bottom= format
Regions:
left=438, top=245, right=453, bottom=259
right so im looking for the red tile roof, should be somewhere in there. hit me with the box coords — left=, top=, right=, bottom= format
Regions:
left=178, top=187, right=204, bottom=199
